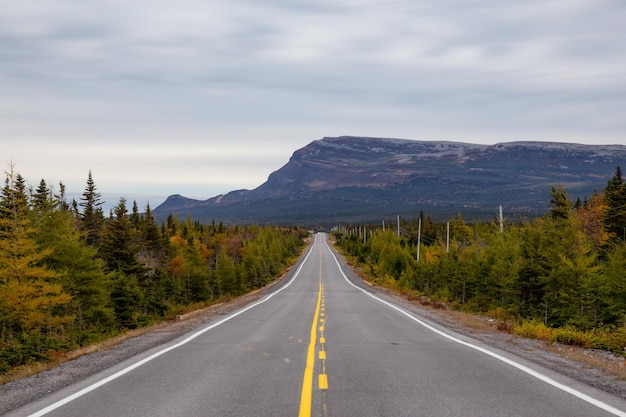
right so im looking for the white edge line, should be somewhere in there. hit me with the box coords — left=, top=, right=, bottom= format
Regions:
left=29, top=242, right=317, bottom=417
left=325, top=239, right=626, bottom=417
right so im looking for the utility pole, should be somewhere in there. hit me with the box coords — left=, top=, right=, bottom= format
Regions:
left=382, top=220, right=385, bottom=231
left=416, top=217, right=421, bottom=262
left=397, top=215, right=400, bottom=237
left=446, top=221, right=450, bottom=253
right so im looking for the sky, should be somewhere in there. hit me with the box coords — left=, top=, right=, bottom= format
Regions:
left=2, top=0, right=626, bottom=211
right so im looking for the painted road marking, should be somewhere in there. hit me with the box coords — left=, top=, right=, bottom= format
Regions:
left=27, top=241, right=320, bottom=417
left=319, top=374, right=328, bottom=390
left=318, top=322, right=328, bottom=392
left=326, top=239, right=626, bottom=417
left=299, top=282, right=323, bottom=417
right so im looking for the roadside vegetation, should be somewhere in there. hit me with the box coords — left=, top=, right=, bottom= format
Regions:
left=0, top=165, right=306, bottom=377
left=335, top=167, right=626, bottom=356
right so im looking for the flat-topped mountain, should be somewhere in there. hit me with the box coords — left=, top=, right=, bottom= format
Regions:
left=153, top=136, right=626, bottom=225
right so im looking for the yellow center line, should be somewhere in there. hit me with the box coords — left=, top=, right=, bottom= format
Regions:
left=299, top=283, right=323, bottom=417
left=319, top=374, right=329, bottom=390
left=318, top=311, right=328, bottom=392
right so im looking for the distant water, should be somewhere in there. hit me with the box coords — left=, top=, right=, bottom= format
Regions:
left=65, top=193, right=169, bottom=215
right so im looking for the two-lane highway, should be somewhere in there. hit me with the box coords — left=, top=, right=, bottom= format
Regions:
left=8, top=233, right=626, bottom=417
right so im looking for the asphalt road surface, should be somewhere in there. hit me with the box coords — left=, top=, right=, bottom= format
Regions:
left=8, top=233, right=626, bottom=417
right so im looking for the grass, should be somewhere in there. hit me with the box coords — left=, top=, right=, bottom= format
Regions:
left=335, top=243, right=626, bottom=381
left=0, top=330, right=135, bottom=385
left=542, top=343, right=626, bottom=380
left=510, top=320, right=626, bottom=355
left=0, top=299, right=227, bottom=385
left=0, top=261, right=299, bottom=386
left=407, top=297, right=626, bottom=380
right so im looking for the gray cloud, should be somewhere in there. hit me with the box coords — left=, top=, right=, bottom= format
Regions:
left=2, top=0, right=625, bottom=202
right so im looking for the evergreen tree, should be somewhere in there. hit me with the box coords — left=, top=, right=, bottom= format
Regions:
left=99, top=198, right=143, bottom=277
left=450, top=214, right=472, bottom=247
left=484, top=229, right=523, bottom=312
left=595, top=245, right=626, bottom=326
left=136, top=203, right=165, bottom=280
left=604, top=166, right=626, bottom=242
left=130, top=200, right=140, bottom=230
left=31, top=179, right=53, bottom=216
left=100, top=199, right=146, bottom=327
left=0, top=167, right=71, bottom=349
left=215, top=251, right=239, bottom=296
left=55, top=181, right=70, bottom=212
left=79, top=170, right=105, bottom=246
left=34, top=195, right=115, bottom=338
left=548, top=186, right=572, bottom=220
left=110, top=274, right=143, bottom=329
left=141, top=204, right=163, bottom=254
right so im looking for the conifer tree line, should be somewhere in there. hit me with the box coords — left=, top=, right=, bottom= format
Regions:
left=336, top=166, right=626, bottom=334
left=0, top=166, right=305, bottom=373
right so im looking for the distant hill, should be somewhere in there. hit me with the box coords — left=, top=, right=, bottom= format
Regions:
left=153, top=136, right=626, bottom=226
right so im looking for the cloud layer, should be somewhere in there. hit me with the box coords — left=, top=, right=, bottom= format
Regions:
left=2, top=0, right=625, bottom=204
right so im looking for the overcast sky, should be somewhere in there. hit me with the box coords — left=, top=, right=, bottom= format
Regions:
left=2, top=0, right=626, bottom=210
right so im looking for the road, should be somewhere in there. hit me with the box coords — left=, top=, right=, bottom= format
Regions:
left=7, top=233, right=626, bottom=417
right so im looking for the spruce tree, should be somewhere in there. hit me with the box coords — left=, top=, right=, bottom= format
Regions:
left=79, top=170, right=105, bottom=246
left=215, top=251, right=239, bottom=296
left=32, top=179, right=52, bottom=214
left=130, top=200, right=140, bottom=230
left=140, top=203, right=164, bottom=258
left=603, top=166, right=626, bottom=242
left=548, top=186, right=572, bottom=220
left=55, top=181, right=70, bottom=212
left=99, top=198, right=143, bottom=276
left=34, top=190, right=115, bottom=337
left=99, top=199, right=146, bottom=327
left=0, top=167, right=71, bottom=349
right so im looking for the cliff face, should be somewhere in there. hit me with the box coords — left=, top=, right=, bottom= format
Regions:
left=154, top=136, right=626, bottom=225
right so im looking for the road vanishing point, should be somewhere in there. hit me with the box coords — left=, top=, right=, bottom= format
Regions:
left=7, top=233, right=626, bottom=417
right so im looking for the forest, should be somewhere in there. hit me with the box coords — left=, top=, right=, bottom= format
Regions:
left=0, top=166, right=306, bottom=374
left=3, top=164, right=626, bottom=375
left=335, top=167, right=626, bottom=353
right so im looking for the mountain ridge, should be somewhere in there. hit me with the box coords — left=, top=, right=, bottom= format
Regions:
left=153, top=136, right=626, bottom=226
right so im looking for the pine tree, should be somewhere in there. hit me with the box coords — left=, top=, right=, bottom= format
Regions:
left=140, top=204, right=163, bottom=254
left=136, top=203, right=165, bottom=281
left=130, top=200, right=140, bottom=230
left=34, top=190, right=115, bottom=338
left=110, top=274, right=143, bottom=329
left=79, top=170, right=105, bottom=246
left=31, top=179, right=53, bottom=216
left=548, top=186, right=573, bottom=220
left=0, top=166, right=71, bottom=347
left=55, top=181, right=70, bottom=212
left=215, top=251, right=239, bottom=296
left=604, top=166, right=626, bottom=242
left=99, top=199, right=146, bottom=327
left=99, top=198, right=143, bottom=276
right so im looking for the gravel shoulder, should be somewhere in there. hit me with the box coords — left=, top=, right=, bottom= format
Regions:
left=2, top=257, right=626, bottom=414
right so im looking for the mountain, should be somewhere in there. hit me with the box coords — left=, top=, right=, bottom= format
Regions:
left=153, top=136, right=626, bottom=226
